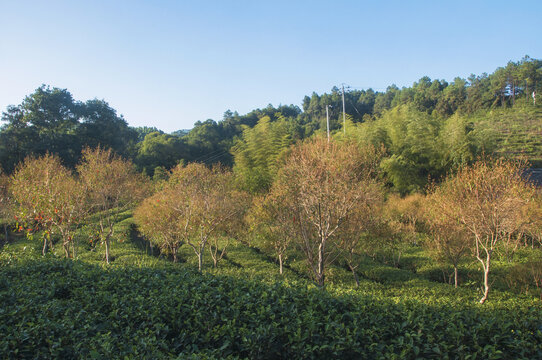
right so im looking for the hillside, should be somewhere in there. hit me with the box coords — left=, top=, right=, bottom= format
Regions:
left=472, top=106, right=542, bottom=167
left=1, top=214, right=541, bottom=359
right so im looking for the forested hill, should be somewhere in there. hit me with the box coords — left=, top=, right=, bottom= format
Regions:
left=1, top=56, right=541, bottom=192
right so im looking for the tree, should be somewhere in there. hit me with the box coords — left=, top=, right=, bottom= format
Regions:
left=430, top=158, right=535, bottom=303
left=134, top=189, right=183, bottom=262
left=166, top=163, right=248, bottom=271
left=336, top=185, right=383, bottom=286
left=424, top=194, right=470, bottom=288
left=519, top=56, right=542, bottom=105
left=50, top=172, right=88, bottom=258
left=0, top=168, right=12, bottom=242
left=435, top=77, right=467, bottom=117
left=77, top=147, right=148, bottom=264
left=133, top=126, right=164, bottom=142
left=0, top=85, right=139, bottom=173
left=270, top=137, right=382, bottom=286
left=184, top=119, right=231, bottom=165
left=135, top=132, right=188, bottom=176
left=77, top=99, right=138, bottom=159
left=464, top=73, right=493, bottom=113
left=0, top=85, right=80, bottom=172
left=375, top=105, right=444, bottom=194
left=374, top=85, right=399, bottom=116
left=10, top=154, right=86, bottom=256
left=438, top=114, right=495, bottom=171
left=232, top=116, right=293, bottom=193
left=248, top=192, right=295, bottom=275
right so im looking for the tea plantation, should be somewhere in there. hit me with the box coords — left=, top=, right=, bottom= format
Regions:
left=0, top=218, right=541, bottom=359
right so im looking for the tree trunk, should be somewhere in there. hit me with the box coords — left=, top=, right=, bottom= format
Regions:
left=198, top=251, right=203, bottom=272
left=209, top=244, right=218, bottom=268
left=454, top=265, right=458, bottom=288
left=349, top=264, right=360, bottom=287
left=105, top=238, right=110, bottom=264
left=172, top=246, right=177, bottom=263
left=104, top=223, right=114, bottom=264
left=479, top=251, right=492, bottom=304
left=3, top=224, right=8, bottom=243
left=279, top=253, right=283, bottom=275
left=42, top=237, right=48, bottom=256
left=480, top=266, right=490, bottom=304
left=72, top=237, right=76, bottom=259
left=317, top=241, right=325, bottom=287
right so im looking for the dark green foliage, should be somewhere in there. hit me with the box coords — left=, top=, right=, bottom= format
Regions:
left=0, top=85, right=81, bottom=172
left=0, top=85, right=137, bottom=173
left=135, top=132, right=189, bottom=176
left=183, top=105, right=302, bottom=168
left=76, top=99, right=138, bottom=160
left=133, top=126, right=164, bottom=142
left=1, top=208, right=542, bottom=359
left=0, top=258, right=541, bottom=359
left=231, top=116, right=294, bottom=193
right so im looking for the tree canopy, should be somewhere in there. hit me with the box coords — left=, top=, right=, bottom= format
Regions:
left=0, top=85, right=137, bottom=173
left=1, top=57, right=540, bottom=195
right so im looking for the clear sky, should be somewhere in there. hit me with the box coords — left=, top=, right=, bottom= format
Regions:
left=1, top=0, right=541, bottom=132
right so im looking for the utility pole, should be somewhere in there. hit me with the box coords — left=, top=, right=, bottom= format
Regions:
left=326, top=105, right=331, bottom=142
left=342, top=84, right=346, bottom=135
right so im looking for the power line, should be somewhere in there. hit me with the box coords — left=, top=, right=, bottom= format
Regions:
left=191, top=148, right=227, bottom=162
left=199, top=150, right=230, bottom=164
left=343, top=85, right=388, bottom=92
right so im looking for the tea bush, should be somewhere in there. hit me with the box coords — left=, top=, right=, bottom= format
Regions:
left=1, top=217, right=541, bottom=359
left=1, top=257, right=541, bottom=359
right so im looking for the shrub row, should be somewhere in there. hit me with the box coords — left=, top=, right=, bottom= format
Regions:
left=1, top=259, right=541, bottom=359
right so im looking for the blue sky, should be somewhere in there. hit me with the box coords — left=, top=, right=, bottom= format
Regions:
left=1, top=0, right=541, bottom=132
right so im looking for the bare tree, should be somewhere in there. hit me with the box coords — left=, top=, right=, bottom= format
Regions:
left=336, top=193, right=382, bottom=287
left=424, top=194, right=471, bottom=288
left=134, top=188, right=183, bottom=262
left=166, top=163, right=248, bottom=271
left=78, top=147, right=149, bottom=264
left=0, top=169, right=11, bottom=243
left=270, top=137, right=382, bottom=287
left=430, top=158, right=535, bottom=303
left=50, top=174, right=88, bottom=258
left=248, top=192, right=296, bottom=275
left=10, top=154, right=87, bottom=257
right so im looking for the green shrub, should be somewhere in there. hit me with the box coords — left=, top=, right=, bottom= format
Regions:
left=1, top=258, right=541, bottom=359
